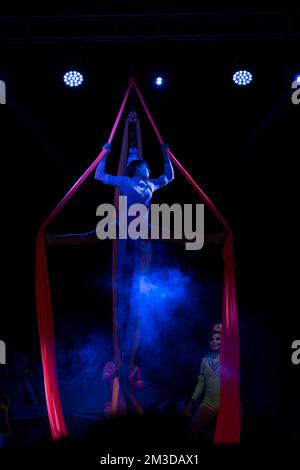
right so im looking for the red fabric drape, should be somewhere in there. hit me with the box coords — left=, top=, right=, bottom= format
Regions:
left=112, top=117, right=130, bottom=370
left=36, top=77, right=240, bottom=443
left=132, top=79, right=241, bottom=444
left=214, top=231, right=240, bottom=444
left=36, top=82, right=133, bottom=439
left=35, top=231, right=67, bottom=439
left=111, top=118, right=129, bottom=413
left=111, top=114, right=145, bottom=414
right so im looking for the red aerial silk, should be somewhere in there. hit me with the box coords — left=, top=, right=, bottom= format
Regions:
left=112, top=117, right=130, bottom=371
left=35, top=82, right=132, bottom=438
left=132, top=80, right=241, bottom=443
left=111, top=112, right=147, bottom=415
left=215, top=231, right=240, bottom=444
left=35, top=77, right=240, bottom=443
left=35, top=231, right=67, bottom=439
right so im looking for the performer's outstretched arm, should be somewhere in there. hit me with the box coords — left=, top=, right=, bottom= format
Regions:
left=150, top=143, right=174, bottom=191
left=95, top=143, right=127, bottom=188
left=161, top=143, right=175, bottom=183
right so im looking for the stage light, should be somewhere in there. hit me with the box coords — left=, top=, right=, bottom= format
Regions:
left=63, top=71, right=84, bottom=87
left=232, top=70, right=253, bottom=86
left=295, top=74, right=300, bottom=83
left=154, top=76, right=164, bottom=87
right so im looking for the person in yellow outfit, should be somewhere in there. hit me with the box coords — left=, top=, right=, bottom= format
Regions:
left=185, top=323, right=222, bottom=440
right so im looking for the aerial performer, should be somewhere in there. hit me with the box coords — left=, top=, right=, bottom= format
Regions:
left=185, top=323, right=222, bottom=441
left=94, top=140, right=174, bottom=365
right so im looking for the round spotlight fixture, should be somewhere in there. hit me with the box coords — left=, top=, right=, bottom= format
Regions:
left=233, top=70, right=253, bottom=86
left=63, top=71, right=84, bottom=87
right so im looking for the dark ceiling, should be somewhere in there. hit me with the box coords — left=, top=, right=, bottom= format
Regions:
left=0, top=3, right=299, bottom=44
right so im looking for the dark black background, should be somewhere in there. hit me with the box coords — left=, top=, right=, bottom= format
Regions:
left=0, top=1, right=299, bottom=454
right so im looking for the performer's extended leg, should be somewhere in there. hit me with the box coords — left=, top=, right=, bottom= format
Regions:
left=122, top=238, right=151, bottom=363
left=115, top=238, right=131, bottom=353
